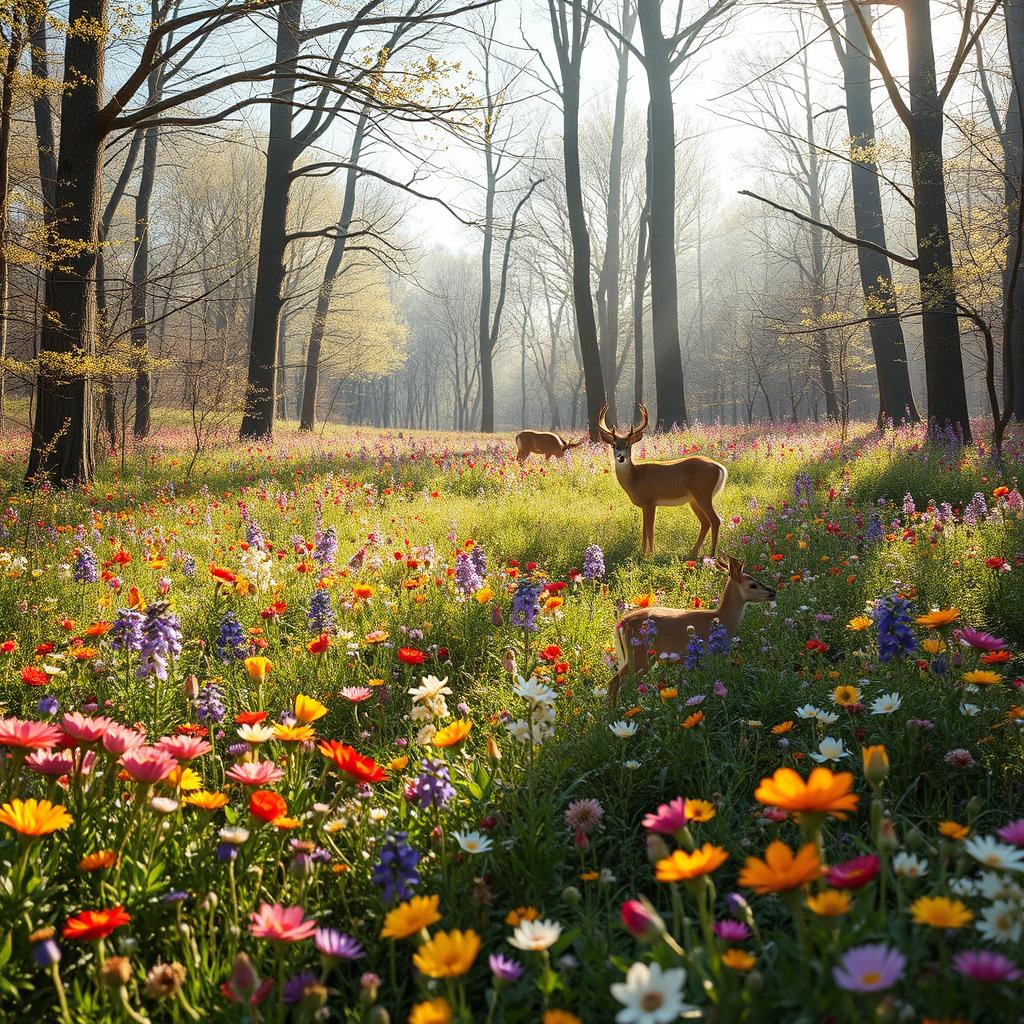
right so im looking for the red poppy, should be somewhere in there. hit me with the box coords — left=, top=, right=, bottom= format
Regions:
left=397, top=647, right=425, bottom=666
left=209, top=564, right=236, bottom=584
left=318, top=740, right=387, bottom=784
left=0, top=639, right=17, bottom=654
left=538, top=645, right=563, bottom=662
left=235, top=711, right=268, bottom=726
left=63, top=906, right=131, bottom=940
left=249, top=790, right=287, bottom=822
left=307, top=634, right=330, bottom=655
left=35, top=643, right=55, bottom=655
left=986, top=557, right=1009, bottom=571
left=20, top=666, right=48, bottom=687
left=113, top=550, right=132, bottom=565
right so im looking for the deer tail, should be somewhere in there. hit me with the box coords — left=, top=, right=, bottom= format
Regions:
left=613, top=618, right=631, bottom=672
left=713, top=463, right=728, bottom=501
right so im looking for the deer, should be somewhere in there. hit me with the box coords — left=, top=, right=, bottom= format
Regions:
left=606, top=556, right=776, bottom=705
left=514, top=430, right=584, bottom=463
left=597, top=403, right=727, bottom=556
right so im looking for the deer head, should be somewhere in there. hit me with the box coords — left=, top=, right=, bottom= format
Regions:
left=598, top=404, right=649, bottom=464
left=715, top=556, right=776, bottom=603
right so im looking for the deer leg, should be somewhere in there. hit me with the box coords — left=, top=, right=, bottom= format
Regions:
left=641, top=505, right=656, bottom=554
left=707, top=504, right=722, bottom=556
left=689, top=503, right=711, bottom=558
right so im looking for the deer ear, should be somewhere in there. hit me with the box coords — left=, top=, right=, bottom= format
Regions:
left=728, top=556, right=744, bottom=579
left=715, top=557, right=730, bottom=574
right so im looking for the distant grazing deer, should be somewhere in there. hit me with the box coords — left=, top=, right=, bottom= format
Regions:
left=606, top=557, right=775, bottom=705
left=515, top=430, right=584, bottom=463
left=597, top=403, right=727, bottom=556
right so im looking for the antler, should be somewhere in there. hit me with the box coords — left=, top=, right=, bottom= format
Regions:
left=597, top=404, right=615, bottom=443
left=627, top=403, right=649, bottom=443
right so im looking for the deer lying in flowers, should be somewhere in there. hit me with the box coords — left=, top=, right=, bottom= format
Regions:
left=514, top=430, right=584, bottom=463
left=597, top=403, right=727, bottom=556
left=606, top=556, right=775, bottom=706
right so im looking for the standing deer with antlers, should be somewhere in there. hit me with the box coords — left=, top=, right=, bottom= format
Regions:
left=597, top=404, right=728, bottom=556
left=606, top=557, right=775, bottom=705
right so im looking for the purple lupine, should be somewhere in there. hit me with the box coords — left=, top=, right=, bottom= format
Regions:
left=469, top=544, right=487, bottom=578
left=110, top=608, right=146, bottom=653
left=454, top=551, right=483, bottom=595
left=684, top=633, right=705, bottom=669
left=314, top=526, right=338, bottom=566
left=216, top=612, right=247, bottom=663
left=181, top=554, right=197, bottom=579
left=137, top=602, right=182, bottom=680
left=195, top=682, right=225, bottom=725
left=412, top=759, right=455, bottom=810
left=875, top=593, right=916, bottom=662
left=308, top=590, right=334, bottom=634
left=371, top=832, right=420, bottom=904
left=511, top=581, right=542, bottom=632
left=583, top=544, right=605, bottom=581
left=707, top=622, right=730, bottom=655
left=73, top=547, right=98, bottom=583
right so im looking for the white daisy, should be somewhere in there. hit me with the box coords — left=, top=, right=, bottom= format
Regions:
left=453, top=830, right=493, bottom=855
left=870, top=692, right=903, bottom=715
left=964, top=835, right=1024, bottom=873
left=949, top=876, right=979, bottom=898
left=815, top=710, right=839, bottom=725
left=610, top=961, right=694, bottom=1024
left=960, top=702, right=981, bottom=717
left=408, top=675, right=451, bottom=703
left=513, top=676, right=557, bottom=705
left=977, top=871, right=1024, bottom=902
left=237, top=723, right=275, bottom=743
left=892, top=852, right=928, bottom=879
left=795, top=704, right=821, bottom=719
left=810, top=736, right=848, bottom=763
left=609, top=720, right=638, bottom=739
left=977, top=899, right=1022, bottom=944
left=508, top=918, right=562, bottom=951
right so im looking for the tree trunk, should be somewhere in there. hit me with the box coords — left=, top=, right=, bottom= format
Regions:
left=637, top=1, right=687, bottom=429
left=561, top=66, right=606, bottom=437
left=478, top=116, right=497, bottom=431
left=131, top=123, right=158, bottom=437
left=240, top=0, right=302, bottom=440
left=595, top=0, right=634, bottom=422
left=633, top=126, right=652, bottom=411
left=903, top=0, right=971, bottom=440
left=0, top=24, right=21, bottom=430
left=26, top=0, right=106, bottom=485
left=299, top=107, right=369, bottom=431
left=1004, top=0, right=1024, bottom=420
left=839, top=2, right=920, bottom=424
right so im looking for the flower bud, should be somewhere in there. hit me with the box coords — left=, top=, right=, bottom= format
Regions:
left=502, top=649, right=517, bottom=674
left=229, top=952, right=259, bottom=1003
left=726, top=892, right=754, bottom=926
left=561, top=885, right=581, bottom=907
left=491, top=605, right=503, bottom=627
left=367, top=1008, right=391, bottom=1024
left=905, top=826, right=927, bottom=853
left=861, top=744, right=889, bottom=789
left=966, top=796, right=983, bottom=823
left=360, top=972, right=381, bottom=1004
left=879, top=817, right=899, bottom=852
left=646, top=833, right=670, bottom=864
left=620, top=897, right=666, bottom=942
left=183, top=674, right=200, bottom=700
left=100, top=956, right=132, bottom=989
left=486, top=735, right=501, bottom=762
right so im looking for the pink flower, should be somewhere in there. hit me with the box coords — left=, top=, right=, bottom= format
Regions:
left=25, top=750, right=75, bottom=776
left=825, top=854, right=880, bottom=890
left=61, top=712, right=117, bottom=744
left=225, top=760, right=285, bottom=787
left=249, top=903, right=316, bottom=943
left=953, top=949, right=1021, bottom=983
left=121, top=746, right=178, bottom=783
left=620, top=899, right=664, bottom=941
left=102, top=723, right=147, bottom=756
left=564, top=798, right=604, bottom=835
left=641, top=797, right=688, bottom=836
left=0, top=716, right=63, bottom=750
left=957, top=627, right=1006, bottom=652
left=340, top=687, right=372, bottom=704
left=998, top=819, right=1024, bottom=846
left=157, top=735, right=212, bottom=761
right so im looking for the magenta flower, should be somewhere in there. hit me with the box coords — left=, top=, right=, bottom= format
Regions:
left=953, top=949, right=1021, bottom=983
left=225, top=760, right=286, bottom=786
left=565, top=798, right=604, bottom=835
left=249, top=903, right=317, bottom=943
left=826, top=854, right=880, bottom=890
left=957, top=627, right=1006, bottom=652
left=641, top=797, right=688, bottom=835
left=833, top=944, right=906, bottom=992
left=102, top=723, right=147, bottom=756
left=61, top=712, right=117, bottom=744
left=620, top=898, right=664, bottom=941
left=25, top=750, right=95, bottom=776
left=156, top=734, right=212, bottom=761
left=998, top=818, right=1024, bottom=846
left=714, top=920, right=751, bottom=942
left=121, top=746, right=178, bottom=783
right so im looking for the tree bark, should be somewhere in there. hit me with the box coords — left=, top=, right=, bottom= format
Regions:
left=636, top=0, right=687, bottom=429
left=837, top=1, right=920, bottom=425
left=239, top=0, right=302, bottom=439
left=0, top=20, right=23, bottom=429
left=902, top=0, right=971, bottom=439
left=26, top=0, right=106, bottom=485
left=131, top=122, right=159, bottom=437
left=1004, top=0, right=1024, bottom=420
left=478, top=98, right=497, bottom=431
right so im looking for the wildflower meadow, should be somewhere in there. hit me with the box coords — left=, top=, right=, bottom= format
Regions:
left=1, top=421, right=1024, bottom=1023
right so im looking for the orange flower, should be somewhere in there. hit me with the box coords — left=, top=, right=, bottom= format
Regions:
left=754, top=766, right=859, bottom=820
left=915, top=608, right=959, bottom=629
left=739, top=840, right=823, bottom=894
left=634, top=593, right=656, bottom=609
left=78, top=850, right=117, bottom=872
left=655, top=843, right=729, bottom=883
left=209, top=564, right=236, bottom=584
left=318, top=741, right=387, bottom=783
left=307, top=634, right=330, bottom=655
left=84, top=621, right=112, bottom=637
left=352, top=583, right=375, bottom=600
left=244, top=656, right=272, bottom=681
left=771, top=721, right=794, bottom=735
left=63, top=907, right=131, bottom=941
left=249, top=790, right=287, bottom=822
left=432, top=719, right=473, bottom=748
left=939, top=820, right=969, bottom=840
left=681, top=711, right=704, bottom=729
left=184, top=791, right=229, bottom=811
